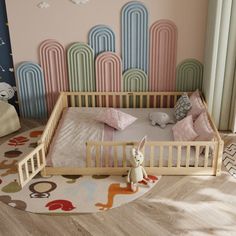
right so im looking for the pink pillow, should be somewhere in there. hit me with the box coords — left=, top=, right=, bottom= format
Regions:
left=187, top=90, right=205, bottom=120
left=172, top=115, right=198, bottom=141
left=96, top=108, right=137, bottom=130
left=194, top=112, right=214, bottom=141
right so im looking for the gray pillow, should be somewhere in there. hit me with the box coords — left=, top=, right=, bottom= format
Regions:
left=174, top=93, right=192, bottom=121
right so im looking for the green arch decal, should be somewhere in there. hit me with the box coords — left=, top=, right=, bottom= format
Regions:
left=123, top=69, right=148, bottom=92
left=67, top=43, right=95, bottom=92
left=176, top=59, right=203, bottom=91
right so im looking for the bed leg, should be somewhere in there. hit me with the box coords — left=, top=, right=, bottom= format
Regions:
left=215, top=140, right=224, bottom=176
left=40, top=168, right=51, bottom=178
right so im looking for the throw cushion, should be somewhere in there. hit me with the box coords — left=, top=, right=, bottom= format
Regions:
left=172, top=115, right=198, bottom=141
left=174, top=93, right=192, bottom=121
left=95, top=108, right=137, bottom=130
left=194, top=112, right=215, bottom=141
left=187, top=90, right=205, bottom=120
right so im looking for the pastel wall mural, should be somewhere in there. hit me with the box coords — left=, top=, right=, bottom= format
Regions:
left=89, top=25, right=115, bottom=58
left=96, top=52, right=122, bottom=92
left=176, top=59, right=203, bottom=92
left=16, top=62, right=47, bottom=119
left=67, top=42, right=95, bottom=92
left=0, top=0, right=17, bottom=108
left=5, top=0, right=208, bottom=118
left=149, top=20, right=177, bottom=92
left=121, top=1, right=148, bottom=73
left=123, top=69, right=148, bottom=92
left=39, top=39, right=68, bottom=115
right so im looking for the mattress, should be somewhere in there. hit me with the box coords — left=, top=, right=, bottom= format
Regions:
left=46, top=107, right=212, bottom=168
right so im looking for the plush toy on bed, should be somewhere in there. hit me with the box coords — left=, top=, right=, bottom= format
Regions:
left=127, top=136, right=150, bottom=192
left=149, top=112, right=175, bottom=128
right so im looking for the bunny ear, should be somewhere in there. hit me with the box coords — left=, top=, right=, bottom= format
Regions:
left=137, top=136, right=147, bottom=151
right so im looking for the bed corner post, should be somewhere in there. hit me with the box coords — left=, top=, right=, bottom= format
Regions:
left=61, top=92, right=68, bottom=108
left=215, top=140, right=224, bottom=176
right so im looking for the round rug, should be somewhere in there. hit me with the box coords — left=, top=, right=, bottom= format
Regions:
left=0, top=127, right=160, bottom=213
left=223, top=143, right=236, bottom=178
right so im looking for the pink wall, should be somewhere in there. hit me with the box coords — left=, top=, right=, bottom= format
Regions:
left=6, top=0, right=208, bottom=66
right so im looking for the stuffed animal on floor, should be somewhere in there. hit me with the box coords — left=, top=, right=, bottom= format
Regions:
left=0, top=82, right=16, bottom=103
left=127, top=136, right=150, bottom=192
left=0, top=101, right=20, bottom=137
left=149, top=112, right=175, bottom=128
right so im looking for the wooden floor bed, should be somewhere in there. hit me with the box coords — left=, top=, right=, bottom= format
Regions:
left=17, top=92, right=224, bottom=187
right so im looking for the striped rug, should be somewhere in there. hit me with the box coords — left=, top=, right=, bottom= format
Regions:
left=223, top=143, right=236, bottom=178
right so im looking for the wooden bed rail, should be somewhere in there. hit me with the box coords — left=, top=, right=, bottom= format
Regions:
left=86, top=140, right=219, bottom=170
left=18, top=144, right=46, bottom=188
left=30, top=91, right=222, bottom=179
left=39, top=93, right=67, bottom=153
left=62, top=91, right=188, bottom=109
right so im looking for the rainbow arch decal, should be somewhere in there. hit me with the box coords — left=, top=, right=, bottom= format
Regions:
left=122, top=1, right=149, bottom=73
left=67, top=42, right=95, bottom=92
left=39, top=39, right=68, bottom=115
left=89, top=25, right=115, bottom=58
left=176, top=59, right=203, bottom=91
left=96, top=52, right=122, bottom=92
left=16, top=62, right=47, bottom=118
left=123, top=69, right=148, bottom=92
left=149, top=20, right=177, bottom=91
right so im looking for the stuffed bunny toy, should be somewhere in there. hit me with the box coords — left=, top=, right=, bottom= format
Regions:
left=127, top=136, right=150, bottom=192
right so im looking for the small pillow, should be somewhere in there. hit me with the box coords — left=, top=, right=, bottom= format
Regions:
left=172, top=115, right=198, bottom=141
left=194, top=112, right=214, bottom=141
left=187, top=90, right=205, bottom=120
left=96, top=108, right=137, bottom=130
left=174, top=93, right=192, bottom=121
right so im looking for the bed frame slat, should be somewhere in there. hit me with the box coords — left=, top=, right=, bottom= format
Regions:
left=195, top=146, right=200, bottom=167
left=159, top=146, right=163, bottom=167
left=204, top=145, right=209, bottom=167
left=168, top=146, right=172, bottom=167
left=186, top=145, right=190, bottom=167
left=114, top=146, right=118, bottom=167
left=150, top=146, right=154, bottom=167
left=177, top=145, right=181, bottom=167
left=96, top=145, right=100, bottom=167
left=122, top=145, right=127, bottom=167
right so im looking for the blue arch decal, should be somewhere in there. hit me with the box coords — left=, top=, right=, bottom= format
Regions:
left=16, top=62, right=47, bottom=118
left=121, top=1, right=149, bottom=73
left=89, top=25, right=115, bottom=58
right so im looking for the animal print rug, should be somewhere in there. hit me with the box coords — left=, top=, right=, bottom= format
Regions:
left=0, top=127, right=160, bottom=213
left=223, top=143, right=236, bottom=178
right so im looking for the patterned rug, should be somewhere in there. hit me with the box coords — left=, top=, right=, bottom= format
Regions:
left=223, top=143, right=236, bottom=178
left=0, top=127, right=160, bottom=213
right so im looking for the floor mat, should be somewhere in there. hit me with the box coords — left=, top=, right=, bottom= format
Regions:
left=0, top=127, right=160, bottom=213
left=223, top=143, right=236, bottom=178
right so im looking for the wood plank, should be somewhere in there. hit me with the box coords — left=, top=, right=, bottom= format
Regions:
left=1, top=120, right=235, bottom=236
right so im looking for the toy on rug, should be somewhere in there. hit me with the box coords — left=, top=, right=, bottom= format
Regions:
left=0, top=82, right=16, bottom=103
left=0, top=101, right=20, bottom=137
left=149, top=111, right=175, bottom=128
left=127, top=136, right=150, bottom=192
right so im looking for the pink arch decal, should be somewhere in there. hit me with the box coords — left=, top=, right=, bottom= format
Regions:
left=96, top=52, right=122, bottom=92
left=39, top=39, right=68, bottom=115
left=149, top=20, right=177, bottom=91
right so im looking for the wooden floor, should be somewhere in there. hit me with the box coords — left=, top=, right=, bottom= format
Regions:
left=0, top=120, right=236, bottom=236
